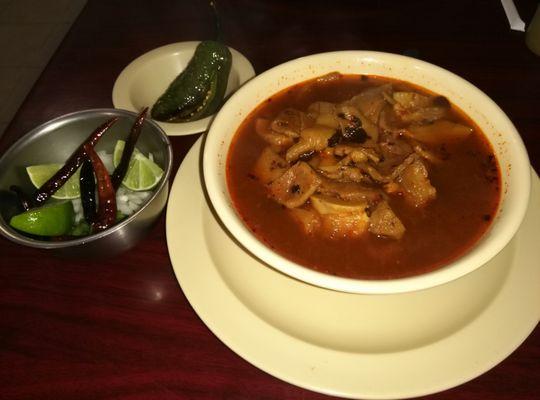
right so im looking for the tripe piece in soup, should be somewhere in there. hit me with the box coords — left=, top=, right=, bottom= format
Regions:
left=226, top=73, right=501, bottom=280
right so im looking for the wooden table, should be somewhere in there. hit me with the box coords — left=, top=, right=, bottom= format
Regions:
left=1, top=1, right=539, bottom=399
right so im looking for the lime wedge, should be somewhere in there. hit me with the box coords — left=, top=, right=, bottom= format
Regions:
left=113, top=140, right=164, bottom=191
left=26, top=164, right=82, bottom=199
left=10, top=201, right=75, bottom=236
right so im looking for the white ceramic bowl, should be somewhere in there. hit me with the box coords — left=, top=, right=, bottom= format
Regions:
left=112, top=41, right=255, bottom=136
left=203, top=51, right=531, bottom=294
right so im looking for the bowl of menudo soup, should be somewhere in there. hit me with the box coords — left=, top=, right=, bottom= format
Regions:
left=203, top=51, right=531, bottom=294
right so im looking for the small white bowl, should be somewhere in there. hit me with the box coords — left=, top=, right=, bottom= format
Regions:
left=112, top=41, right=255, bottom=136
left=203, top=51, right=531, bottom=294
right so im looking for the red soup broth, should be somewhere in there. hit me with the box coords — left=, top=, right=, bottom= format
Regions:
left=226, top=74, right=501, bottom=280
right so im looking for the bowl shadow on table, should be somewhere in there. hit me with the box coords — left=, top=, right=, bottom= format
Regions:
left=195, top=134, right=513, bottom=354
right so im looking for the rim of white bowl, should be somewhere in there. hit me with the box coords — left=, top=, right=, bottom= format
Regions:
left=203, top=51, right=531, bottom=294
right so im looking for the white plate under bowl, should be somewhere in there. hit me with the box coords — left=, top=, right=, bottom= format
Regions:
left=166, top=138, right=539, bottom=399
left=112, top=41, right=255, bottom=136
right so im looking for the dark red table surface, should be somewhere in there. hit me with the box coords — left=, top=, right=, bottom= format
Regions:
left=1, top=1, right=539, bottom=399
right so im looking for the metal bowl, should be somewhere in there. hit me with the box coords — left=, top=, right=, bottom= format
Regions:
left=0, top=108, right=172, bottom=258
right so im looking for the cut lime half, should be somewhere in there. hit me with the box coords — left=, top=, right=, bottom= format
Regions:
left=26, top=163, right=82, bottom=199
left=10, top=200, right=75, bottom=236
left=113, top=140, right=164, bottom=191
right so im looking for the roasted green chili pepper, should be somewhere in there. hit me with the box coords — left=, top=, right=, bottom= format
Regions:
left=79, top=159, right=97, bottom=224
left=84, top=143, right=116, bottom=232
left=111, top=108, right=147, bottom=190
left=33, top=117, right=118, bottom=205
left=151, top=40, right=232, bottom=122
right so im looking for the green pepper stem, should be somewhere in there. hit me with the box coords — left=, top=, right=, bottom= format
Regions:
left=210, top=0, right=223, bottom=42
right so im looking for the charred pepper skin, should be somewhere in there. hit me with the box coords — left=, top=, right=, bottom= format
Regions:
left=33, top=117, right=118, bottom=205
left=150, top=41, right=232, bottom=122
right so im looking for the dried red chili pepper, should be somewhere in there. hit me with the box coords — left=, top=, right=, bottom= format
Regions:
left=33, top=117, right=118, bottom=205
left=79, top=159, right=97, bottom=224
left=111, top=108, right=148, bottom=190
left=83, top=143, right=116, bottom=232
left=9, top=185, right=32, bottom=211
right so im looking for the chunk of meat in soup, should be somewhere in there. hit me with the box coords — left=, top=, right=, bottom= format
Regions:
left=268, top=162, right=321, bottom=208
left=255, top=118, right=294, bottom=150
left=311, top=195, right=370, bottom=238
left=270, top=108, right=313, bottom=138
left=368, top=201, right=406, bottom=239
left=317, top=177, right=383, bottom=202
left=392, top=154, right=437, bottom=207
left=349, top=84, right=393, bottom=124
left=252, top=147, right=288, bottom=184
left=392, top=91, right=450, bottom=124
left=288, top=207, right=321, bottom=234
left=405, top=120, right=473, bottom=145
left=286, top=125, right=336, bottom=163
